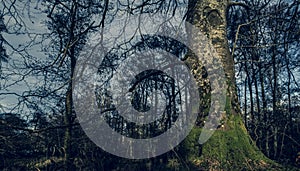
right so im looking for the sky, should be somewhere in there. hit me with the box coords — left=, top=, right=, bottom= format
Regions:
left=0, top=0, right=188, bottom=116
left=1, top=1, right=49, bottom=113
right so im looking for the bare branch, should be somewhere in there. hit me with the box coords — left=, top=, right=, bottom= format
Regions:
left=227, top=1, right=250, bottom=10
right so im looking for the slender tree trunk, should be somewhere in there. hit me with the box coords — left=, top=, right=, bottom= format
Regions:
left=251, top=28, right=262, bottom=148
left=63, top=2, right=77, bottom=170
left=271, top=30, right=278, bottom=160
left=244, top=76, right=248, bottom=129
left=64, top=47, right=76, bottom=170
left=64, top=83, right=73, bottom=169
left=259, top=61, right=269, bottom=156
left=248, top=69, right=254, bottom=122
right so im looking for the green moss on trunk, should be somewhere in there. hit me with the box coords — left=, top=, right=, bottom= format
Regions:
left=181, top=114, right=296, bottom=170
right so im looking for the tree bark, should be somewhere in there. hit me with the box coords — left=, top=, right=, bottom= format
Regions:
left=184, top=0, right=283, bottom=170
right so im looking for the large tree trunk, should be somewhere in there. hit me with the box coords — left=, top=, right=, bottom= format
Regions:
left=183, top=0, right=283, bottom=170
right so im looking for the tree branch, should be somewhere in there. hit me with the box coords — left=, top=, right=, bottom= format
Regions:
left=227, top=1, right=250, bottom=10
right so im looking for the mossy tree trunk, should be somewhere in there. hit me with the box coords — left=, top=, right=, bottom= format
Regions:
left=183, top=0, right=284, bottom=170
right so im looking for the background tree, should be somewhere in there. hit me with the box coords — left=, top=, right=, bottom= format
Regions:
left=229, top=0, right=300, bottom=166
